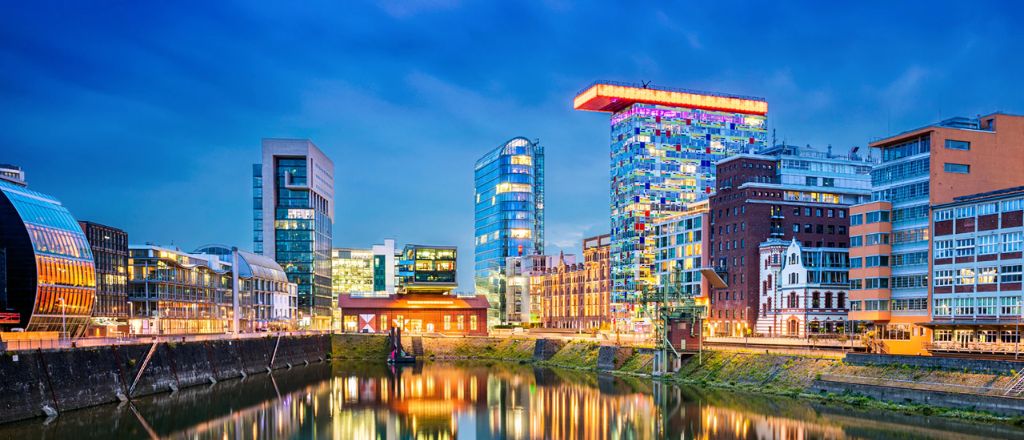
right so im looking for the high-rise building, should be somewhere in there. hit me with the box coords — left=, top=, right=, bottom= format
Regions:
left=79, top=221, right=129, bottom=334
left=849, top=113, right=1024, bottom=355
left=0, top=179, right=95, bottom=336
left=707, top=145, right=873, bottom=337
left=534, top=235, right=611, bottom=330
left=474, top=137, right=545, bottom=325
left=255, top=138, right=335, bottom=330
left=574, top=81, right=768, bottom=326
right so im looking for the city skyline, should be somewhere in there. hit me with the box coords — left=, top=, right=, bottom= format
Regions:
left=4, top=2, right=1024, bottom=290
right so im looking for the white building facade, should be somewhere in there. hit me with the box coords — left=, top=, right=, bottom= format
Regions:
left=756, top=239, right=849, bottom=337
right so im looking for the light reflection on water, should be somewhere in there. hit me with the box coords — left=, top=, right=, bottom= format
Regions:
left=2, top=360, right=1023, bottom=439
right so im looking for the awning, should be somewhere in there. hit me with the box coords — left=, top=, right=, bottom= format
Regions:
left=699, top=267, right=728, bottom=289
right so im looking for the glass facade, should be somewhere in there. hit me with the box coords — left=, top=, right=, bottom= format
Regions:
left=400, top=245, right=457, bottom=293
left=608, top=102, right=767, bottom=307
left=332, top=248, right=374, bottom=296
left=474, top=137, right=544, bottom=324
left=128, top=246, right=234, bottom=334
left=79, top=221, right=128, bottom=319
left=256, top=139, right=334, bottom=329
left=0, top=179, right=96, bottom=336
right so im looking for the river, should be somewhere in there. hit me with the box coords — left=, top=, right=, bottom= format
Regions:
left=1, top=360, right=1021, bottom=439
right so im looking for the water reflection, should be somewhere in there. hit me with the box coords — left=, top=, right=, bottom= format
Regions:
left=2, top=360, right=1023, bottom=439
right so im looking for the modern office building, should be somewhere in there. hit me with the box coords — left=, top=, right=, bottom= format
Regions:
left=849, top=113, right=1024, bottom=355
left=372, top=239, right=398, bottom=294
left=927, top=186, right=1023, bottom=355
left=475, top=137, right=545, bottom=325
left=505, top=254, right=571, bottom=325
left=573, top=81, right=769, bottom=326
left=79, top=221, right=129, bottom=335
left=340, top=244, right=489, bottom=335
left=0, top=179, right=96, bottom=336
left=535, top=235, right=611, bottom=330
left=756, top=239, right=850, bottom=337
left=332, top=247, right=375, bottom=296
left=255, top=138, right=335, bottom=330
left=128, top=244, right=234, bottom=335
left=193, top=245, right=298, bottom=331
left=707, top=145, right=871, bottom=337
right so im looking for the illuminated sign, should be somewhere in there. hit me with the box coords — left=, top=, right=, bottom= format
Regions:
left=0, top=312, right=20, bottom=324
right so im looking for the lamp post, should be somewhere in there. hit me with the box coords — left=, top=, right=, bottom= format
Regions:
left=57, top=297, right=67, bottom=340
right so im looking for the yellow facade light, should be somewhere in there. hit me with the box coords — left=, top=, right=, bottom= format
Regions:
left=573, top=83, right=768, bottom=115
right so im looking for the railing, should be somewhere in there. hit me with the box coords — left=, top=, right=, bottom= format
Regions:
left=1, top=330, right=331, bottom=352
left=927, top=341, right=1022, bottom=354
left=819, top=373, right=1017, bottom=398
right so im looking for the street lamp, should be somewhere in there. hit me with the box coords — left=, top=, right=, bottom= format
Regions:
left=57, top=297, right=67, bottom=339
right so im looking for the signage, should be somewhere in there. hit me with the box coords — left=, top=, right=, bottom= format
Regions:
left=0, top=312, right=20, bottom=324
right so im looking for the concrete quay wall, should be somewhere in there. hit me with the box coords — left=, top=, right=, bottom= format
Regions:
left=0, top=335, right=330, bottom=424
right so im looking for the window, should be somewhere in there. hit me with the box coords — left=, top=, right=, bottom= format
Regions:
left=933, top=209, right=953, bottom=222
left=850, top=257, right=862, bottom=268
left=865, top=233, right=889, bottom=246
left=955, top=206, right=975, bottom=218
left=956, top=268, right=975, bottom=285
left=1003, top=232, right=1023, bottom=252
left=815, top=208, right=823, bottom=217
left=850, top=236, right=862, bottom=247
left=850, top=214, right=863, bottom=226
left=1000, top=198, right=1023, bottom=212
left=1001, top=265, right=1022, bottom=283
left=977, top=267, right=998, bottom=284
left=850, top=279, right=862, bottom=290
left=933, top=269, right=954, bottom=286
left=793, top=224, right=800, bottom=233
left=934, top=240, right=954, bottom=259
left=944, top=139, right=970, bottom=150
left=806, top=176, right=818, bottom=186
left=977, top=203, right=998, bottom=216
left=954, top=297, right=974, bottom=315
left=933, top=299, right=952, bottom=316
left=823, top=178, right=835, bottom=187
left=955, top=238, right=975, bottom=257
left=944, top=163, right=970, bottom=174
left=828, top=209, right=835, bottom=218
left=864, top=255, right=889, bottom=267
left=839, top=210, right=846, bottom=219
left=977, top=234, right=999, bottom=255
left=1001, top=296, right=1021, bottom=316
left=865, top=210, right=890, bottom=223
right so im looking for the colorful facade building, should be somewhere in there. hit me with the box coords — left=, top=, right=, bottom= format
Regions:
left=340, top=245, right=489, bottom=335
left=504, top=254, right=570, bottom=325
left=652, top=200, right=710, bottom=325
left=535, top=235, right=611, bottom=330
left=757, top=239, right=850, bottom=337
left=927, top=186, right=1023, bottom=355
left=79, top=220, right=129, bottom=336
left=708, top=145, right=872, bottom=337
left=254, top=138, right=335, bottom=330
left=0, top=178, right=96, bottom=336
left=474, top=137, right=545, bottom=325
left=574, top=81, right=768, bottom=329
left=849, top=113, right=1024, bottom=355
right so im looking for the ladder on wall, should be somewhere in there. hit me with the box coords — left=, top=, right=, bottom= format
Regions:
left=1005, top=370, right=1024, bottom=397
left=129, top=341, right=160, bottom=396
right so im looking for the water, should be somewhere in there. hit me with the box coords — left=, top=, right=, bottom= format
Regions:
left=1, top=360, right=1022, bottom=439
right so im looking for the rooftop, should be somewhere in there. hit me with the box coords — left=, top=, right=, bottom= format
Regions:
left=869, top=112, right=1020, bottom=147
left=573, top=81, right=768, bottom=115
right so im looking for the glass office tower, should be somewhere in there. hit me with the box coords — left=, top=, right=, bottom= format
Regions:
left=474, top=137, right=544, bottom=325
left=255, top=139, right=335, bottom=330
left=574, top=82, right=768, bottom=319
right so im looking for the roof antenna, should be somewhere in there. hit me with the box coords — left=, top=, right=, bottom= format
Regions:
left=641, top=80, right=652, bottom=89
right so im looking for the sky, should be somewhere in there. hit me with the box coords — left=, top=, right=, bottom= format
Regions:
left=2, top=1, right=1023, bottom=290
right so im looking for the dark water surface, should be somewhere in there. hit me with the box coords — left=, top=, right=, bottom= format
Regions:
left=1, top=360, right=1022, bottom=439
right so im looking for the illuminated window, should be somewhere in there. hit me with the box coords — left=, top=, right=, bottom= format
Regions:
left=510, top=155, right=532, bottom=165
left=495, top=182, right=532, bottom=194
left=509, top=229, right=531, bottom=239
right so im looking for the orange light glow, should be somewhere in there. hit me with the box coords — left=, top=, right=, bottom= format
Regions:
left=573, top=83, right=768, bottom=115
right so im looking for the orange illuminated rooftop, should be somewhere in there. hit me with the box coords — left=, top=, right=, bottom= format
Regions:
left=573, top=81, right=768, bottom=115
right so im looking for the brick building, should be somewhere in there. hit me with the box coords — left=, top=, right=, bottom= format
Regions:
left=707, top=145, right=873, bottom=336
left=536, top=235, right=611, bottom=329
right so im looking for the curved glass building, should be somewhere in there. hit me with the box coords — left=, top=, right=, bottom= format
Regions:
left=0, top=179, right=96, bottom=336
left=474, top=137, right=544, bottom=325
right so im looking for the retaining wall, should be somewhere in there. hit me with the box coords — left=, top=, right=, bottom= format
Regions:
left=813, top=379, right=1024, bottom=416
left=846, top=353, right=1024, bottom=374
left=0, top=335, right=330, bottom=424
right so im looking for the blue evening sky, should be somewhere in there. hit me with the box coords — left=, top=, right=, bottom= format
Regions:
left=2, top=1, right=1022, bottom=290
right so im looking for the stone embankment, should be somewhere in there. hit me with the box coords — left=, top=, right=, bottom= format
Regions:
left=334, top=333, right=1024, bottom=419
left=0, top=334, right=330, bottom=424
